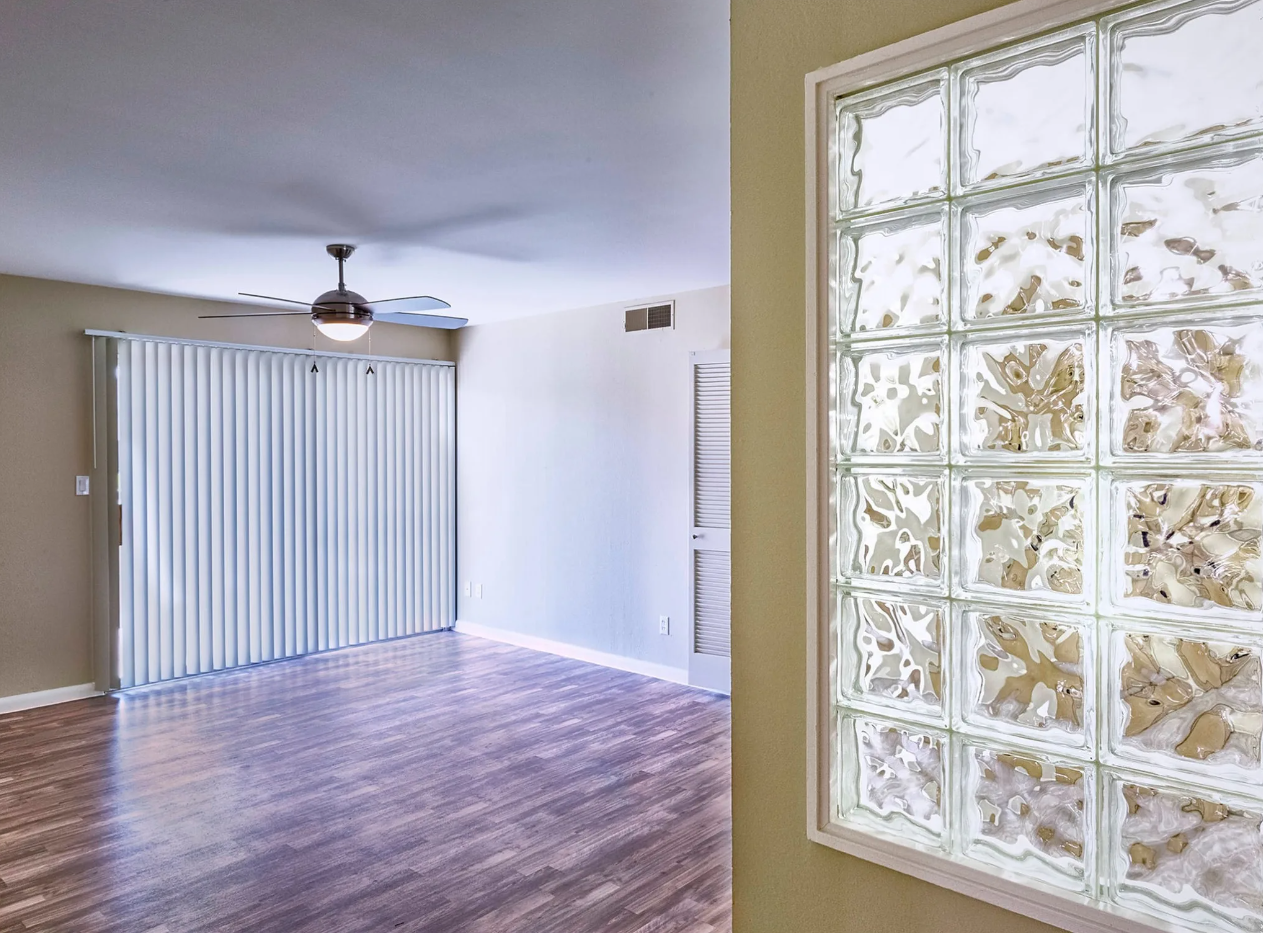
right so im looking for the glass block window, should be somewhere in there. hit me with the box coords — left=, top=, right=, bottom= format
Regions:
left=821, top=1, right=1263, bottom=930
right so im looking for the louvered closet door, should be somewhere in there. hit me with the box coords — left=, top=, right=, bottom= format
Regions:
left=690, top=350, right=731, bottom=694
left=111, top=336, right=455, bottom=689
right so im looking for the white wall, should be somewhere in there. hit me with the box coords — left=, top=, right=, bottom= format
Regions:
left=455, top=285, right=730, bottom=673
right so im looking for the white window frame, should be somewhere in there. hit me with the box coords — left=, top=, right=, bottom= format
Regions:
left=802, top=2, right=1196, bottom=932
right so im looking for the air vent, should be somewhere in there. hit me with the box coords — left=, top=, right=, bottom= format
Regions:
left=624, top=301, right=675, bottom=332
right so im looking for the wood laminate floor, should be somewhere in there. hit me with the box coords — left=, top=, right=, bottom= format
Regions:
left=0, top=633, right=731, bottom=933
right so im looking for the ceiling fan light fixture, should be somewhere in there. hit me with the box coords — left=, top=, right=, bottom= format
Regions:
left=312, top=297, right=372, bottom=342
left=315, top=319, right=371, bottom=342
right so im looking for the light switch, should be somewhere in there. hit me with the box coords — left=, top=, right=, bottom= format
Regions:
left=75, top=476, right=90, bottom=496
left=475, top=583, right=483, bottom=599
left=464, top=581, right=472, bottom=597
left=659, top=615, right=670, bottom=635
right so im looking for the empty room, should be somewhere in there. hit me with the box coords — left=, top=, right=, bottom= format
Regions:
left=0, top=2, right=730, bottom=930
left=5, top=0, right=1263, bottom=932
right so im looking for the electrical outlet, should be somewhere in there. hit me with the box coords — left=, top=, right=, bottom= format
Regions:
left=464, top=581, right=472, bottom=597
left=659, top=615, right=670, bottom=635
left=75, top=476, right=90, bottom=496
left=476, top=584, right=484, bottom=599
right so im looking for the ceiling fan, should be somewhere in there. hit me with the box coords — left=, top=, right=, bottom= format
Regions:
left=199, top=244, right=467, bottom=341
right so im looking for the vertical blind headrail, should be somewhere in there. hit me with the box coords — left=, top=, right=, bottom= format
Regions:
left=85, top=330, right=455, bottom=368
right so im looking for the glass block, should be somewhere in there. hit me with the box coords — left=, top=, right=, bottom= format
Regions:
left=1106, top=624, right=1263, bottom=789
left=955, top=474, right=1092, bottom=608
left=956, top=326, right=1094, bottom=462
left=958, top=607, right=1094, bottom=752
left=840, top=713, right=947, bottom=846
left=840, top=592, right=946, bottom=722
left=1105, top=0, right=1263, bottom=159
left=1105, top=312, right=1263, bottom=464
left=1107, top=147, right=1263, bottom=313
left=837, top=469, right=946, bottom=593
left=955, top=26, right=1094, bottom=192
left=836, top=209, right=947, bottom=338
left=835, top=72, right=947, bottom=216
left=837, top=338, right=946, bottom=461
left=1105, top=771, right=1263, bottom=931
left=1106, top=476, right=1263, bottom=628
left=828, top=468, right=839, bottom=584
left=956, top=181, right=1094, bottom=327
left=957, top=740, right=1094, bottom=890
left=827, top=348, right=840, bottom=462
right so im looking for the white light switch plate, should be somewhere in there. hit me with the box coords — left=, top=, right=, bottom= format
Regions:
left=659, top=615, right=670, bottom=635
left=464, top=581, right=472, bottom=597
left=475, top=584, right=484, bottom=599
left=75, top=476, right=90, bottom=496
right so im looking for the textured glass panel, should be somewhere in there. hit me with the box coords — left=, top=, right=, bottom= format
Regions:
left=1109, top=149, right=1263, bottom=312
left=958, top=741, right=1093, bottom=889
left=957, top=183, right=1093, bottom=326
left=837, top=339, right=945, bottom=461
left=1107, top=477, right=1263, bottom=626
left=841, top=714, right=946, bottom=845
left=1106, top=313, right=1263, bottom=462
left=956, top=327, right=1093, bottom=461
left=956, top=474, right=1092, bottom=607
left=1106, top=0, right=1263, bottom=158
left=837, top=210, right=947, bottom=337
left=1106, top=626, right=1263, bottom=786
left=823, top=0, right=1263, bottom=921
left=959, top=608, right=1093, bottom=751
left=1106, top=773, right=1263, bottom=931
left=957, top=28, right=1094, bottom=191
left=841, top=593, right=945, bottom=721
left=836, top=73, right=947, bottom=215
left=837, top=470, right=945, bottom=591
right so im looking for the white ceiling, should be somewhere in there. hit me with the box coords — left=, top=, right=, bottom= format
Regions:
left=0, top=0, right=729, bottom=324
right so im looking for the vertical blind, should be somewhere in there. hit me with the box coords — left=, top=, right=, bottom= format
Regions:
left=112, top=337, right=455, bottom=689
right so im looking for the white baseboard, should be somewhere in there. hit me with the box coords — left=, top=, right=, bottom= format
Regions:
left=455, top=621, right=689, bottom=686
left=0, top=682, right=101, bottom=715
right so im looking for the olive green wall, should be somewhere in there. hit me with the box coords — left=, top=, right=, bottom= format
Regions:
left=0, top=273, right=452, bottom=701
left=729, top=1, right=1066, bottom=930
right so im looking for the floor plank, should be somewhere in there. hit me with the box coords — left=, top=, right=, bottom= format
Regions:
left=0, top=633, right=731, bottom=932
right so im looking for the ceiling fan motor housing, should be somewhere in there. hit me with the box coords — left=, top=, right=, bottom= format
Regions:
left=311, top=288, right=372, bottom=327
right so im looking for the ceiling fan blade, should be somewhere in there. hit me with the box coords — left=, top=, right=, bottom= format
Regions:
left=374, top=312, right=468, bottom=330
left=362, top=295, right=452, bottom=313
left=199, top=311, right=312, bottom=318
left=239, top=292, right=313, bottom=307
left=240, top=292, right=341, bottom=311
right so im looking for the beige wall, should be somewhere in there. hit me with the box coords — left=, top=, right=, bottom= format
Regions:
left=0, top=273, right=452, bottom=701
left=730, top=1, right=1066, bottom=931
